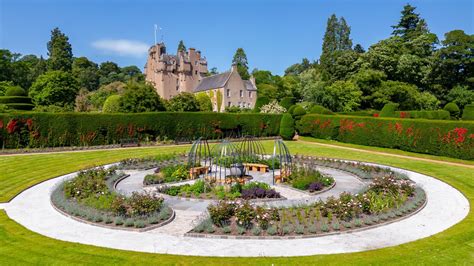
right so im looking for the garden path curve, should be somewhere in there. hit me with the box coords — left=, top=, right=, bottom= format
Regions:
left=3, top=163, right=469, bottom=257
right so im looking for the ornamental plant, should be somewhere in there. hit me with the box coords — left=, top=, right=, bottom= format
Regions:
left=260, top=100, right=287, bottom=114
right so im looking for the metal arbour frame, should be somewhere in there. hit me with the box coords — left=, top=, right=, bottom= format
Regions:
left=272, top=138, right=293, bottom=185
left=238, top=135, right=266, bottom=162
left=187, top=137, right=212, bottom=168
left=209, top=139, right=245, bottom=182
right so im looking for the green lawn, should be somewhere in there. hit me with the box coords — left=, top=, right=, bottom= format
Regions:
left=0, top=138, right=473, bottom=265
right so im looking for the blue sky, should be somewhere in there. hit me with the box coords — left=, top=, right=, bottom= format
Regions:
left=1, top=0, right=472, bottom=75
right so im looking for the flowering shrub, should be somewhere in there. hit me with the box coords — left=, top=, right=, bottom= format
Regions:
left=240, top=187, right=281, bottom=199
left=288, top=166, right=334, bottom=191
left=260, top=100, right=287, bottom=114
left=64, top=168, right=111, bottom=200
left=207, top=201, right=235, bottom=226
left=127, top=192, right=164, bottom=216
left=298, top=114, right=474, bottom=159
left=234, top=200, right=256, bottom=228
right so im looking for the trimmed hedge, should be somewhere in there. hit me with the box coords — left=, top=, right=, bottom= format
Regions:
left=5, top=103, right=35, bottom=111
left=463, top=104, right=474, bottom=121
left=309, top=105, right=334, bottom=115
left=279, top=113, right=295, bottom=140
left=379, top=103, right=398, bottom=117
left=396, top=110, right=450, bottom=120
left=0, top=96, right=33, bottom=104
left=0, top=112, right=281, bottom=149
left=444, top=102, right=460, bottom=119
left=298, top=114, right=474, bottom=160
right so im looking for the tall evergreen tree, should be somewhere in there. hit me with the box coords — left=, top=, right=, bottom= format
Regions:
left=232, top=48, right=250, bottom=80
left=354, top=44, right=365, bottom=53
left=392, top=4, right=429, bottom=40
left=47, top=27, right=73, bottom=71
left=177, top=40, right=186, bottom=52
left=338, top=17, right=352, bottom=50
left=320, top=14, right=339, bottom=67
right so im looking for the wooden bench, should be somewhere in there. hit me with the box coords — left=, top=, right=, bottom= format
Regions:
left=243, top=163, right=269, bottom=173
left=120, top=138, right=139, bottom=147
left=189, top=166, right=209, bottom=179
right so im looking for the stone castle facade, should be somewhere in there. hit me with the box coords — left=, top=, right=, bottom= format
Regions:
left=144, top=43, right=257, bottom=111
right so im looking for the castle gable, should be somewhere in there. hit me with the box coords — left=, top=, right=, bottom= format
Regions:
left=194, top=72, right=232, bottom=92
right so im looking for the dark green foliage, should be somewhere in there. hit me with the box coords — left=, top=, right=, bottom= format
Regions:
left=379, top=103, right=399, bottom=117
left=298, top=114, right=474, bottom=159
left=119, top=83, right=165, bottom=112
left=0, top=96, right=34, bottom=111
left=0, top=112, right=281, bottom=148
left=47, top=28, right=73, bottom=71
left=443, top=102, right=460, bottom=119
left=232, top=48, right=250, bottom=80
left=309, top=105, right=334, bottom=115
left=288, top=105, right=297, bottom=114
left=292, top=105, right=306, bottom=120
left=279, top=97, right=295, bottom=110
left=462, top=104, right=474, bottom=120
left=253, top=96, right=270, bottom=112
left=3, top=103, right=34, bottom=111
left=391, top=4, right=429, bottom=40
left=280, top=113, right=295, bottom=140
left=5, top=86, right=26, bottom=96
left=177, top=40, right=186, bottom=52
left=165, top=92, right=199, bottom=112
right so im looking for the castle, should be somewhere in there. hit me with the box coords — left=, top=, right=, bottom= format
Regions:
left=144, top=43, right=257, bottom=111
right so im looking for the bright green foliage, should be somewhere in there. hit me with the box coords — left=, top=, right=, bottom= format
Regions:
left=443, top=102, right=460, bottom=119
left=102, top=95, right=122, bottom=113
left=379, top=103, right=399, bottom=117
left=5, top=86, right=26, bottom=96
left=462, top=104, right=474, bottom=120
left=88, top=81, right=126, bottom=110
left=292, top=105, right=306, bottom=121
left=195, top=92, right=212, bottom=112
left=309, top=105, right=334, bottom=115
left=370, top=81, right=438, bottom=110
left=298, top=114, right=474, bottom=159
left=284, top=58, right=313, bottom=76
left=325, top=80, right=362, bottom=112
left=279, top=113, right=295, bottom=140
left=279, top=97, right=295, bottom=110
left=397, top=110, right=450, bottom=120
left=0, top=112, right=281, bottom=148
left=253, top=96, right=270, bottom=112
left=232, top=48, right=250, bottom=80
left=446, top=86, right=474, bottom=111
left=47, top=28, right=73, bottom=71
left=119, top=82, right=165, bottom=113
left=166, top=92, right=199, bottom=112
left=29, top=70, right=79, bottom=108
left=287, top=105, right=297, bottom=114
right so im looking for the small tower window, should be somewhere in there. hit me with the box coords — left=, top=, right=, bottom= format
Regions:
left=240, top=90, right=243, bottom=98
left=227, top=89, right=230, bottom=97
left=248, top=91, right=252, bottom=98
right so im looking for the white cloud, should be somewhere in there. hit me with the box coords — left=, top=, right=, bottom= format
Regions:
left=92, top=39, right=149, bottom=57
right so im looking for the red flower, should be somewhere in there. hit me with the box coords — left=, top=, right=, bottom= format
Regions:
left=373, top=113, right=379, bottom=117
left=453, top=127, right=468, bottom=144
left=399, top=112, right=409, bottom=119
left=26, top=118, right=33, bottom=131
left=395, top=122, right=403, bottom=134
left=6, top=119, right=17, bottom=134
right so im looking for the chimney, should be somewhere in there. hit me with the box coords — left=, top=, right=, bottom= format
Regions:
left=249, top=75, right=256, bottom=86
left=231, top=63, right=238, bottom=73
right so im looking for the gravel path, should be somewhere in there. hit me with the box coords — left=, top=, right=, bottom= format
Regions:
left=3, top=161, right=469, bottom=257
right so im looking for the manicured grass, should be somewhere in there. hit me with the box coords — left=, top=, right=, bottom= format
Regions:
left=0, top=139, right=473, bottom=264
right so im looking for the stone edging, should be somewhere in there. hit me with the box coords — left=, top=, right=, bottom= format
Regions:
left=155, top=191, right=287, bottom=203
left=184, top=195, right=427, bottom=240
left=51, top=199, right=176, bottom=232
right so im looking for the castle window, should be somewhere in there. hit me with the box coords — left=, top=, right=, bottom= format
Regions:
left=248, top=91, right=252, bottom=98
left=227, top=89, right=230, bottom=97
left=195, top=70, right=197, bottom=75
left=240, top=90, right=243, bottom=98
left=228, top=102, right=231, bottom=107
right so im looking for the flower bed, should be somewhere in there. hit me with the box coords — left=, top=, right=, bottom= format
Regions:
left=286, top=166, right=335, bottom=192
left=143, top=164, right=191, bottom=185
left=190, top=175, right=426, bottom=237
left=117, top=154, right=185, bottom=171
left=51, top=167, right=173, bottom=230
left=157, top=181, right=281, bottom=201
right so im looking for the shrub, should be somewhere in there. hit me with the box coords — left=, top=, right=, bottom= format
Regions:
left=292, top=105, right=306, bottom=120
left=253, top=96, right=270, bottom=112
left=207, top=201, right=235, bottom=226
left=234, top=200, right=255, bottom=228
left=102, top=95, right=122, bottom=113
left=309, top=105, right=334, bottom=115
left=287, top=105, right=297, bottom=114
left=297, top=114, right=474, bottom=160
left=379, top=103, right=398, bottom=117
left=444, top=102, right=461, bottom=119
left=5, top=86, right=27, bottom=96
left=127, top=192, right=164, bottom=216
left=279, top=113, right=295, bottom=140
left=260, top=100, right=286, bottom=114
left=279, top=97, right=295, bottom=110
left=462, top=104, right=474, bottom=120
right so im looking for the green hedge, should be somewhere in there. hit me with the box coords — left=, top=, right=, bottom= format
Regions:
left=0, top=112, right=282, bottom=149
left=298, top=114, right=474, bottom=160
left=5, top=103, right=35, bottom=111
left=397, top=110, right=450, bottom=120
left=463, top=104, right=474, bottom=120
left=0, top=96, right=33, bottom=104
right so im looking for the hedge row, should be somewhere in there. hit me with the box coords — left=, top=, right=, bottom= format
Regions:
left=0, top=112, right=282, bottom=149
left=0, top=96, right=33, bottom=104
left=298, top=114, right=474, bottom=160
left=396, top=110, right=450, bottom=120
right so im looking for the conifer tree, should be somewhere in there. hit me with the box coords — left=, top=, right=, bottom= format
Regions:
left=177, top=40, right=186, bottom=52
left=232, top=48, right=250, bottom=80
left=47, top=27, right=73, bottom=71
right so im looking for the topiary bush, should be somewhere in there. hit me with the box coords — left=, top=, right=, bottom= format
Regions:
left=462, top=104, right=474, bottom=121
left=279, top=113, right=295, bottom=140
left=287, top=105, right=297, bottom=115
left=292, top=105, right=306, bottom=121
left=102, top=95, right=122, bottom=113
left=443, top=102, right=460, bottom=119
left=5, top=86, right=27, bottom=96
left=309, top=105, right=334, bottom=115
left=379, top=103, right=399, bottom=117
